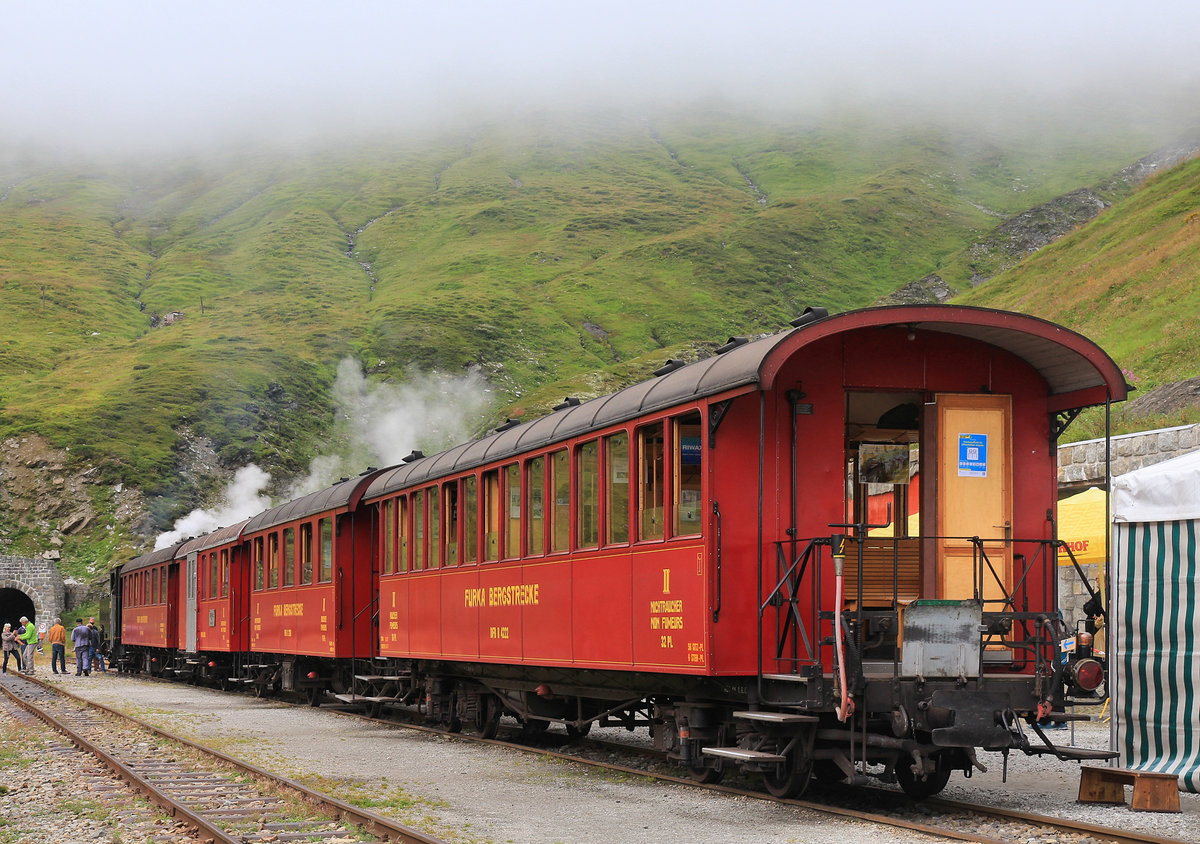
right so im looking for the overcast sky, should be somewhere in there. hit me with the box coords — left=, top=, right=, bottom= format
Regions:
left=4, top=0, right=1200, bottom=153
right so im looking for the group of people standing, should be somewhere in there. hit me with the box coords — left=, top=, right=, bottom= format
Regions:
left=2, top=616, right=106, bottom=676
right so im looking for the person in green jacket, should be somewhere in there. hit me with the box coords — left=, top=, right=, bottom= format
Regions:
left=18, top=616, right=37, bottom=674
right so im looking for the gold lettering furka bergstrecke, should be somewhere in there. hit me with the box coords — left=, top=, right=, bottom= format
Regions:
left=464, top=584, right=541, bottom=608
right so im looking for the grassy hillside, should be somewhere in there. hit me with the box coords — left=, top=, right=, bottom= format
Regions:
left=0, top=106, right=1189, bottom=569
left=956, top=154, right=1200, bottom=436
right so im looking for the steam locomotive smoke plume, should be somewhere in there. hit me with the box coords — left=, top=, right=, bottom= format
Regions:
left=153, top=361, right=494, bottom=549
left=285, top=360, right=494, bottom=498
left=153, top=465, right=272, bottom=550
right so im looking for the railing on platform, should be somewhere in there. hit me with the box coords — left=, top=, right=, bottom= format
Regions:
left=760, top=534, right=1078, bottom=699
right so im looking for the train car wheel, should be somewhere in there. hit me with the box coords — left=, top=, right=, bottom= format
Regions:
left=474, top=696, right=502, bottom=739
left=762, top=749, right=813, bottom=799
left=896, top=763, right=951, bottom=799
left=519, top=718, right=550, bottom=740
left=565, top=721, right=592, bottom=740
left=688, top=764, right=724, bottom=785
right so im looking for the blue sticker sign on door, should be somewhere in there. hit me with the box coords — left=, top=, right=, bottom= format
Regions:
left=958, top=433, right=988, bottom=477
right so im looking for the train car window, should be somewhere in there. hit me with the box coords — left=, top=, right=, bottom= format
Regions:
left=397, top=496, right=409, bottom=572
left=673, top=411, right=704, bottom=536
left=444, top=483, right=459, bottom=566
left=318, top=518, right=333, bottom=582
left=267, top=532, right=280, bottom=589
left=209, top=552, right=219, bottom=598
left=606, top=433, right=630, bottom=545
left=505, top=463, right=521, bottom=559
left=160, top=565, right=166, bottom=603
left=464, top=476, right=478, bottom=564
left=527, top=456, right=546, bottom=556
left=482, top=469, right=500, bottom=562
left=152, top=567, right=160, bottom=604
left=428, top=486, right=441, bottom=569
left=382, top=499, right=395, bottom=575
left=413, top=489, right=425, bottom=571
left=577, top=440, right=600, bottom=549
left=550, top=449, right=570, bottom=552
left=300, top=523, right=314, bottom=584
left=254, top=537, right=265, bottom=590
left=284, top=528, right=296, bottom=587
left=637, top=422, right=665, bottom=541
left=220, top=549, right=229, bottom=597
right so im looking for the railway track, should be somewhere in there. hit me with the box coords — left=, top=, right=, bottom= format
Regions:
left=16, top=673, right=1192, bottom=844
left=0, top=673, right=443, bottom=844
left=532, top=734, right=1180, bottom=844
left=310, top=696, right=1184, bottom=844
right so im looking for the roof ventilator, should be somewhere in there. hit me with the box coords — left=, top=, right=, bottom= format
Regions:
left=653, top=359, right=687, bottom=377
left=402, top=450, right=424, bottom=463
left=716, top=336, right=748, bottom=354
left=789, top=306, right=828, bottom=328
left=493, top=418, right=521, bottom=433
left=553, top=397, right=582, bottom=411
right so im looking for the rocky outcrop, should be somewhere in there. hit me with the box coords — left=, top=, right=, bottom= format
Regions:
left=883, top=138, right=1200, bottom=304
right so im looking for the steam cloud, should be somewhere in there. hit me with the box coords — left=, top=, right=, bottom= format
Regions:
left=153, top=361, right=494, bottom=549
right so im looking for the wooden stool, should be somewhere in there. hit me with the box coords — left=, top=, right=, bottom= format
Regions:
left=1078, top=766, right=1181, bottom=812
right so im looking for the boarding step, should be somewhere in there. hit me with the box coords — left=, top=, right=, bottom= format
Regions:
left=733, top=711, right=819, bottom=724
left=761, top=673, right=807, bottom=683
left=701, top=747, right=787, bottom=763
left=1030, top=744, right=1118, bottom=761
left=1079, top=766, right=1181, bottom=812
left=332, top=694, right=369, bottom=705
left=361, top=695, right=404, bottom=703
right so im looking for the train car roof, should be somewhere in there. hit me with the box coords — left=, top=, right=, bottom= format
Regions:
left=243, top=470, right=384, bottom=535
left=120, top=540, right=189, bottom=574
left=365, top=305, right=1128, bottom=500
left=177, top=519, right=251, bottom=556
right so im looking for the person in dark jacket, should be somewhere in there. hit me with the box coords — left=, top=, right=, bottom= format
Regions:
left=87, top=619, right=106, bottom=672
left=71, top=618, right=91, bottom=676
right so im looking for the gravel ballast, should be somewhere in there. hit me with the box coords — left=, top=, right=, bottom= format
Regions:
left=16, top=673, right=1200, bottom=843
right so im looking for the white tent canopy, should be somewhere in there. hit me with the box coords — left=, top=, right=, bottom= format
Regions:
left=1113, top=448, right=1200, bottom=523
left=1110, top=449, right=1200, bottom=793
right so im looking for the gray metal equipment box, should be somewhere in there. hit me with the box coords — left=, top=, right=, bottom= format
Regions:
left=901, top=599, right=982, bottom=678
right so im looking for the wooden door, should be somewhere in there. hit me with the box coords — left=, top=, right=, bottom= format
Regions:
left=935, top=394, right=1012, bottom=602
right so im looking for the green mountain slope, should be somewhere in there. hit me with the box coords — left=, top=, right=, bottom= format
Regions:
left=0, top=107, right=1189, bottom=567
left=956, top=154, right=1200, bottom=416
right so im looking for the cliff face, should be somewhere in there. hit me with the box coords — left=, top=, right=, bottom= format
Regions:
left=0, top=435, right=148, bottom=564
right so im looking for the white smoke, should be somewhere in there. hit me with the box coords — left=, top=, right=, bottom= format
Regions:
left=285, top=360, right=494, bottom=498
left=153, top=361, right=496, bottom=548
left=153, top=465, right=272, bottom=549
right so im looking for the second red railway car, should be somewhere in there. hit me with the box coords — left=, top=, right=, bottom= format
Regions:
left=113, top=305, right=1128, bottom=798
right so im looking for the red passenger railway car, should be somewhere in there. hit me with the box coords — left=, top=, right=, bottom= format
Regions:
left=178, top=521, right=251, bottom=658
left=117, top=541, right=186, bottom=657
left=112, top=305, right=1128, bottom=798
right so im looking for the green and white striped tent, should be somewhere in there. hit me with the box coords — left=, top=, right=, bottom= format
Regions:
left=1111, top=449, right=1200, bottom=793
